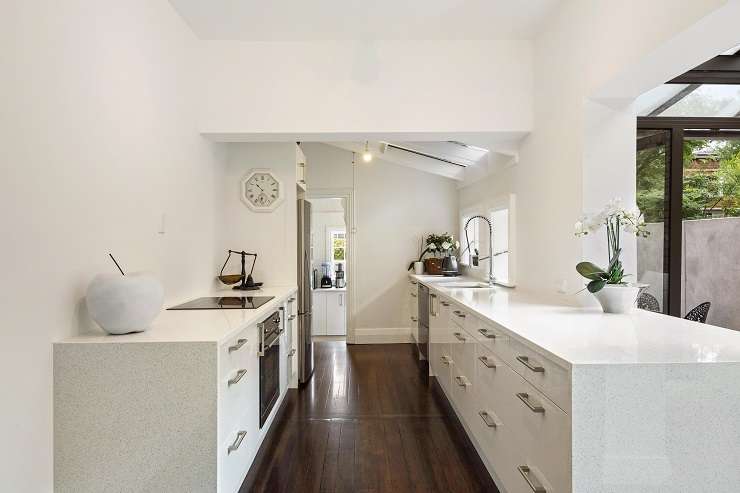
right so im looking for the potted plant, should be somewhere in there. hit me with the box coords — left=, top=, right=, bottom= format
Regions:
left=574, top=199, right=650, bottom=313
left=408, top=233, right=460, bottom=275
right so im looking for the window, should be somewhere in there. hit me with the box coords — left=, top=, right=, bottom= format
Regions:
left=328, top=228, right=346, bottom=275
left=490, top=207, right=510, bottom=286
left=459, top=195, right=516, bottom=287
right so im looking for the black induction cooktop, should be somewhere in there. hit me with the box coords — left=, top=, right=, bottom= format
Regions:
left=167, top=296, right=275, bottom=311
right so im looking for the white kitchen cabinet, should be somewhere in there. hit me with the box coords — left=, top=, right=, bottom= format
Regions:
left=54, top=288, right=297, bottom=493
left=312, top=291, right=327, bottom=335
left=408, top=279, right=419, bottom=342
left=296, top=143, right=307, bottom=190
left=326, top=291, right=346, bottom=335
left=312, top=290, right=346, bottom=336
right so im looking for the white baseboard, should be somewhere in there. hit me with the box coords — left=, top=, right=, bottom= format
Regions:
left=353, top=327, right=413, bottom=344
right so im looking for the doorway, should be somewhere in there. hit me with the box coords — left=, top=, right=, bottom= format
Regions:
left=307, top=192, right=354, bottom=343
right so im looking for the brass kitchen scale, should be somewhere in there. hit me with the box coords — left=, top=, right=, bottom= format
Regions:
left=218, top=249, right=263, bottom=291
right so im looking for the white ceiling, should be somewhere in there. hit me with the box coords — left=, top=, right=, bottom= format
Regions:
left=169, top=0, right=559, bottom=41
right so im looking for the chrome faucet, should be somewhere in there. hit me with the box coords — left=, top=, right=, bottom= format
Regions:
left=464, top=215, right=494, bottom=286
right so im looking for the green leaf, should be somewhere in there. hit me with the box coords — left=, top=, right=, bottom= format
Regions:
left=587, top=279, right=607, bottom=293
left=576, top=262, right=607, bottom=281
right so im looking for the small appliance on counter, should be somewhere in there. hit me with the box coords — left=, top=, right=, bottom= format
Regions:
left=320, top=262, right=333, bottom=288
left=441, top=255, right=459, bottom=277
left=334, top=264, right=345, bottom=288
left=218, top=249, right=263, bottom=291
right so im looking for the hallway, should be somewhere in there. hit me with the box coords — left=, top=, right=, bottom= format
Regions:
left=240, top=342, right=498, bottom=492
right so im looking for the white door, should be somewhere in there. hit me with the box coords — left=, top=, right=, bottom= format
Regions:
left=326, top=292, right=346, bottom=336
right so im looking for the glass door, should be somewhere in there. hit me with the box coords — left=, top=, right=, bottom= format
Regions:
left=681, top=130, right=740, bottom=328
left=636, top=129, right=671, bottom=313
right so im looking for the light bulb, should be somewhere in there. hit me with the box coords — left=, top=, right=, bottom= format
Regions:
left=362, top=140, right=373, bottom=162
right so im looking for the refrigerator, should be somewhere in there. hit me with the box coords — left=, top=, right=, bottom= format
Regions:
left=296, top=199, right=314, bottom=383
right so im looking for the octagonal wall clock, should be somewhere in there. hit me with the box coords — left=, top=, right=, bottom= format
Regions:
left=240, top=169, right=285, bottom=212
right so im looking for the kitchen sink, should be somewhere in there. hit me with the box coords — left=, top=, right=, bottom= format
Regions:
left=437, top=281, right=493, bottom=289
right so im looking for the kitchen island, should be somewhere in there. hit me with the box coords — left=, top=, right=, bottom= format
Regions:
left=412, top=274, right=740, bottom=493
left=54, top=286, right=297, bottom=493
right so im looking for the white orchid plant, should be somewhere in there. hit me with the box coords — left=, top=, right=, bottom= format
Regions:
left=574, top=198, right=650, bottom=293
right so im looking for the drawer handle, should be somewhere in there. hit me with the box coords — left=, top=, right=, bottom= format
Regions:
left=227, top=431, right=247, bottom=454
left=478, top=328, right=497, bottom=339
left=411, top=280, right=418, bottom=285
left=228, top=369, right=247, bottom=386
left=410, top=316, right=418, bottom=322
left=453, top=332, right=467, bottom=342
left=454, top=376, right=471, bottom=388
left=517, top=465, right=547, bottom=492
left=516, top=392, right=545, bottom=414
left=410, top=292, right=418, bottom=297
left=516, top=355, right=545, bottom=373
left=479, top=410, right=499, bottom=428
left=228, top=338, right=248, bottom=353
left=478, top=355, right=496, bottom=369
left=288, top=297, right=296, bottom=302
left=289, top=348, right=296, bottom=357
left=288, top=314, right=297, bottom=321
left=440, top=356, right=452, bottom=365
left=440, top=301, right=450, bottom=307
left=453, top=310, right=466, bottom=318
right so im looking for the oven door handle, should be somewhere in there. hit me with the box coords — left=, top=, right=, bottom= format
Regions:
left=258, top=322, right=266, bottom=356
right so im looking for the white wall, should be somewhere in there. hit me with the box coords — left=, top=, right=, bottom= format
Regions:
left=459, top=0, right=731, bottom=303
left=0, top=1, right=225, bottom=490
left=198, top=40, right=533, bottom=137
left=218, top=144, right=298, bottom=286
left=302, top=143, right=458, bottom=334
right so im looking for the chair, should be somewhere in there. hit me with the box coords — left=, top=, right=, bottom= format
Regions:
left=637, top=292, right=660, bottom=312
left=684, top=302, right=711, bottom=323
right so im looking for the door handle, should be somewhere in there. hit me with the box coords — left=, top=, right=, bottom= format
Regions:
left=227, top=431, right=247, bottom=454
left=516, top=355, right=545, bottom=373
left=228, top=338, right=248, bottom=353
left=479, top=410, right=500, bottom=428
left=518, top=466, right=547, bottom=492
left=478, top=328, right=497, bottom=339
left=516, top=392, right=545, bottom=414
left=228, top=369, right=247, bottom=387
left=478, top=355, right=496, bottom=368
left=453, top=332, right=467, bottom=342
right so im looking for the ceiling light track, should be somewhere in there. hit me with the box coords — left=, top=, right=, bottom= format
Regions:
left=385, top=143, right=468, bottom=168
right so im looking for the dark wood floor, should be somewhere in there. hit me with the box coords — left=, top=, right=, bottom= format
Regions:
left=240, top=342, right=498, bottom=493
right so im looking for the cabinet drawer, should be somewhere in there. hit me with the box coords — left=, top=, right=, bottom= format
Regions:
left=434, top=343, right=453, bottom=394
left=472, top=319, right=511, bottom=363
left=449, top=305, right=477, bottom=335
left=506, top=336, right=570, bottom=413
left=492, top=361, right=570, bottom=493
left=219, top=326, right=253, bottom=383
left=449, top=327, right=476, bottom=381
left=219, top=409, right=255, bottom=493
left=451, top=361, right=476, bottom=428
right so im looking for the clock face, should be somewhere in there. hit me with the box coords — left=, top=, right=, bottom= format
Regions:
left=241, top=170, right=283, bottom=211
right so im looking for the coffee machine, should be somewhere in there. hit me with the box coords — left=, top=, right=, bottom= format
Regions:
left=335, top=264, right=346, bottom=288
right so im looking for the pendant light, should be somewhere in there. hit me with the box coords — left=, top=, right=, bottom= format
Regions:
left=362, top=141, right=373, bottom=163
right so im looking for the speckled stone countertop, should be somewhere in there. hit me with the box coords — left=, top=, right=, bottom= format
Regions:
left=57, top=285, right=297, bottom=344
left=412, top=274, right=740, bottom=366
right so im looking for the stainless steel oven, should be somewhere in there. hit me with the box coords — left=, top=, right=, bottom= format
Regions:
left=258, top=310, right=282, bottom=428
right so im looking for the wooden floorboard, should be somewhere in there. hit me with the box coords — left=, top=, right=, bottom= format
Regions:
left=240, top=342, right=498, bottom=493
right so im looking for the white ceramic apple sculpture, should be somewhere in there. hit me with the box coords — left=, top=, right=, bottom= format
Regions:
left=86, top=272, right=164, bottom=334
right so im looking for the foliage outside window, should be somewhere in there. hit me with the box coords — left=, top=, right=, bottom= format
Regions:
left=637, top=139, right=740, bottom=221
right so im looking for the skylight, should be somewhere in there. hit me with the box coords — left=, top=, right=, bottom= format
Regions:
left=637, top=84, right=740, bottom=117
